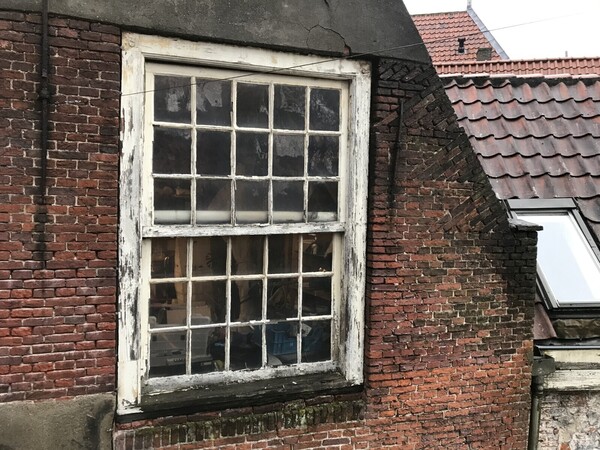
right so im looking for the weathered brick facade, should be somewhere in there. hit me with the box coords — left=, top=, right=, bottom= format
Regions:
left=1, top=10, right=535, bottom=450
left=0, top=11, right=119, bottom=401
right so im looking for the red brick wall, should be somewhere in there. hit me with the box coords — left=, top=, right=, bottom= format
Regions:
left=1, top=12, right=534, bottom=449
left=0, top=11, right=119, bottom=401
left=113, top=60, right=535, bottom=449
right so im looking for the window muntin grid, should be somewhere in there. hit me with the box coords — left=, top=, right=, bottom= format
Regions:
left=146, top=234, right=338, bottom=377
left=143, top=64, right=348, bottom=380
left=148, top=66, right=347, bottom=227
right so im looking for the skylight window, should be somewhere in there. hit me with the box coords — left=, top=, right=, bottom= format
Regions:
left=509, top=199, right=600, bottom=308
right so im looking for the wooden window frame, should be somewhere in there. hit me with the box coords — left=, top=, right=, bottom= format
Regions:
left=118, top=33, right=370, bottom=415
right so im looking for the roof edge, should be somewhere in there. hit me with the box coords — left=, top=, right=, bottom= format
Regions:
left=466, top=3, right=509, bottom=59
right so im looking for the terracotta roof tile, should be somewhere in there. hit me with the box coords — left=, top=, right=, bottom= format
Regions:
left=412, top=11, right=503, bottom=63
left=444, top=76, right=600, bottom=238
left=437, top=57, right=600, bottom=76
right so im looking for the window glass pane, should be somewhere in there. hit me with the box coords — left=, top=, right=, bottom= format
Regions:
left=517, top=212, right=600, bottom=305
left=192, top=280, right=226, bottom=324
left=236, top=280, right=262, bottom=322
left=273, top=134, right=304, bottom=176
left=230, top=326, right=262, bottom=370
left=308, top=136, right=338, bottom=176
left=274, top=85, right=305, bottom=130
left=267, top=278, right=298, bottom=320
left=190, top=322, right=216, bottom=374
left=309, top=88, right=340, bottom=131
left=273, top=181, right=304, bottom=223
left=154, top=179, right=191, bottom=224
left=153, top=127, right=191, bottom=174
left=149, top=330, right=187, bottom=377
left=149, top=282, right=187, bottom=326
left=235, top=181, right=268, bottom=223
left=232, top=236, right=264, bottom=275
left=302, top=320, right=331, bottom=362
left=151, top=238, right=187, bottom=278
left=196, top=179, right=231, bottom=224
left=236, top=132, right=268, bottom=176
left=202, top=327, right=226, bottom=372
left=236, top=83, right=269, bottom=128
left=266, top=322, right=298, bottom=366
left=308, top=182, right=337, bottom=222
left=196, top=79, right=231, bottom=126
left=192, top=281, right=216, bottom=322
left=303, top=277, right=331, bottom=316
left=268, top=235, right=299, bottom=274
left=303, top=233, right=333, bottom=272
left=197, top=130, right=231, bottom=176
left=192, top=237, right=226, bottom=277
left=154, top=75, right=191, bottom=123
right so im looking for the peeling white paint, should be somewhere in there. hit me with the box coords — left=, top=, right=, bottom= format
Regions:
left=118, top=33, right=370, bottom=414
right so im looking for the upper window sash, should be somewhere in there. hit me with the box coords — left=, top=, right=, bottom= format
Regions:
left=142, top=65, right=350, bottom=235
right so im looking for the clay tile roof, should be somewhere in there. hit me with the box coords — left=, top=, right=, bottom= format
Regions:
left=437, top=57, right=600, bottom=76
left=444, top=76, right=600, bottom=241
left=412, top=11, right=504, bottom=63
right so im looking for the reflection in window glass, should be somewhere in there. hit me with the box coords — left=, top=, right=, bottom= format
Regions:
left=274, top=85, right=305, bottom=130
left=268, top=235, right=300, bottom=274
left=516, top=211, right=600, bottom=306
left=235, top=181, right=268, bottom=224
left=303, top=233, right=333, bottom=272
left=308, top=135, right=338, bottom=176
left=196, top=79, right=231, bottom=126
left=267, top=278, right=298, bottom=320
left=273, top=134, right=304, bottom=176
left=196, top=179, right=231, bottom=224
left=308, top=182, right=338, bottom=222
left=237, top=83, right=269, bottom=128
left=273, top=181, right=304, bottom=223
left=196, top=130, right=231, bottom=176
left=154, top=179, right=191, bottom=224
left=149, top=282, right=187, bottom=326
left=154, top=75, right=191, bottom=123
left=192, top=237, right=226, bottom=277
left=231, top=236, right=264, bottom=275
left=310, top=88, right=340, bottom=131
left=153, top=127, right=191, bottom=174
left=236, top=132, right=268, bottom=176
left=302, top=320, right=331, bottom=362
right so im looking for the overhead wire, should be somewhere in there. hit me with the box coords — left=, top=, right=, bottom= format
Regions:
left=57, top=9, right=597, bottom=104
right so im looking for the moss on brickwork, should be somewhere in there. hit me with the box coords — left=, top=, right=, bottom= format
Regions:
left=114, top=399, right=365, bottom=448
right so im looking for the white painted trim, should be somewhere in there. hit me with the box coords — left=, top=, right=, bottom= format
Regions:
left=118, top=33, right=370, bottom=414
left=543, top=370, right=600, bottom=391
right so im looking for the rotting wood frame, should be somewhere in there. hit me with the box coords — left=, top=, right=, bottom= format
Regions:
left=118, top=33, right=371, bottom=415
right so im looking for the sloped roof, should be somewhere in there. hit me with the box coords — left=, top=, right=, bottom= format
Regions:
left=437, top=57, right=600, bottom=76
left=412, top=10, right=505, bottom=63
left=444, top=76, right=600, bottom=241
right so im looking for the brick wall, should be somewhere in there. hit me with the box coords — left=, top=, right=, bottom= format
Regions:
left=0, top=11, right=119, bottom=401
left=113, top=59, right=535, bottom=448
left=1, top=12, right=535, bottom=449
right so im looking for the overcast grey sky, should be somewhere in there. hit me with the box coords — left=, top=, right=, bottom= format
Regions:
left=402, top=0, right=600, bottom=59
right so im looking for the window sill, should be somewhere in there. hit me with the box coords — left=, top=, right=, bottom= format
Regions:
left=120, top=371, right=360, bottom=420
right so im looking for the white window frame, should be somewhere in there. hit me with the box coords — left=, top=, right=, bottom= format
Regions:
left=118, top=33, right=370, bottom=414
left=508, top=199, right=600, bottom=309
